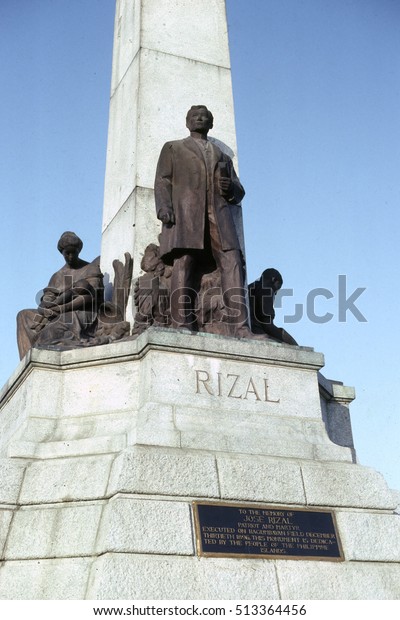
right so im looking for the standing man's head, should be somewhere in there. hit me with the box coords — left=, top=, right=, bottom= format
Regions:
left=186, top=105, right=214, bottom=135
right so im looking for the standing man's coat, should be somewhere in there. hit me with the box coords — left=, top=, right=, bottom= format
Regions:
left=154, top=136, right=245, bottom=263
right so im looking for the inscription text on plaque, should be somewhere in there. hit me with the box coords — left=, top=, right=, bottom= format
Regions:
left=193, top=502, right=343, bottom=561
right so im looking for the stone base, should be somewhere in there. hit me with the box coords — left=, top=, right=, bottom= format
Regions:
left=1, top=552, right=399, bottom=600
left=0, top=329, right=399, bottom=599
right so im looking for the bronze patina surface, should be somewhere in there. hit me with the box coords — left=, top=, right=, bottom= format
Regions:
left=154, top=105, right=250, bottom=336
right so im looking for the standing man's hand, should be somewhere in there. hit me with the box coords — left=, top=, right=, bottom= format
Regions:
left=218, top=177, right=233, bottom=196
left=158, top=208, right=175, bottom=226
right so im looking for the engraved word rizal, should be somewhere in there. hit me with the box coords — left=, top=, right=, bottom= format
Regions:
left=195, top=370, right=280, bottom=403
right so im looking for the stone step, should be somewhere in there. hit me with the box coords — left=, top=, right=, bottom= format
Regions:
left=1, top=553, right=400, bottom=600
left=1, top=496, right=400, bottom=585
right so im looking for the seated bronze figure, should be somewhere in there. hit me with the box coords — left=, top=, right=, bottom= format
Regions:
left=248, top=268, right=298, bottom=345
left=17, top=231, right=104, bottom=358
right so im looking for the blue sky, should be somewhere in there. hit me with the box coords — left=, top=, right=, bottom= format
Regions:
left=1, top=0, right=399, bottom=491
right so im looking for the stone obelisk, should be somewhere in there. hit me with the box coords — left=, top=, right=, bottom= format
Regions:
left=101, top=0, right=244, bottom=308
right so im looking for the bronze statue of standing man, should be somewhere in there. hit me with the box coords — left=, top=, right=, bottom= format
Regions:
left=154, top=105, right=250, bottom=336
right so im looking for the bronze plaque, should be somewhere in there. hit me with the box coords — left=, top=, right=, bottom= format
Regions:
left=193, top=501, right=343, bottom=561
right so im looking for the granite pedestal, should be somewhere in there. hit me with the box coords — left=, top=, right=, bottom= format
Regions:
left=0, top=329, right=398, bottom=599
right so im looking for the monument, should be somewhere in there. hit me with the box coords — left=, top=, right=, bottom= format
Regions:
left=0, top=0, right=399, bottom=600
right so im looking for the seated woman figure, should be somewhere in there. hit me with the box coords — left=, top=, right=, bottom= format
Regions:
left=17, top=231, right=104, bottom=359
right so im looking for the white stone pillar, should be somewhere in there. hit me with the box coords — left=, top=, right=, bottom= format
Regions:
left=101, top=0, right=244, bottom=317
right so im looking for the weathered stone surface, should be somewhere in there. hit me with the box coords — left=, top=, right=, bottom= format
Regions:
left=100, top=190, right=138, bottom=321
left=87, top=553, right=279, bottom=599
left=19, top=411, right=132, bottom=443
left=0, top=332, right=333, bottom=465
left=133, top=403, right=180, bottom=448
left=97, top=497, right=194, bottom=555
left=301, top=463, right=395, bottom=509
left=138, top=348, right=322, bottom=419
left=176, top=406, right=311, bottom=457
left=0, top=510, right=13, bottom=557
left=19, top=455, right=114, bottom=504
left=313, top=443, right=354, bottom=462
left=0, top=459, right=26, bottom=504
left=336, top=511, right=400, bottom=562
left=217, top=454, right=306, bottom=504
left=140, top=328, right=320, bottom=366
left=8, top=435, right=126, bottom=459
left=177, top=409, right=352, bottom=461
left=24, top=369, right=64, bottom=418
left=180, top=428, right=316, bottom=459
left=109, top=0, right=140, bottom=95
left=141, top=0, right=230, bottom=68
left=16, top=418, right=56, bottom=443
left=277, top=560, right=400, bottom=599
left=0, top=386, right=31, bottom=458
left=61, top=362, right=139, bottom=418
left=0, top=368, right=62, bottom=427
left=108, top=446, right=219, bottom=498
left=103, top=55, right=140, bottom=228
left=323, top=400, right=355, bottom=448
left=0, top=557, right=91, bottom=600
left=393, top=489, right=400, bottom=515
left=4, top=503, right=103, bottom=560
left=0, top=369, right=62, bottom=456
